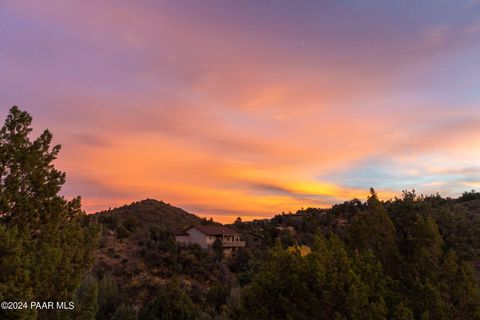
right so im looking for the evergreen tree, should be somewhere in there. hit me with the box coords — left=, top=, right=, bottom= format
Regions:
left=70, top=275, right=99, bottom=320
left=212, top=237, right=224, bottom=261
left=348, top=189, right=399, bottom=273
left=97, top=275, right=121, bottom=319
left=0, top=106, right=99, bottom=319
left=139, top=281, right=197, bottom=320
left=206, top=284, right=229, bottom=312
left=0, top=225, right=34, bottom=319
left=239, top=242, right=311, bottom=320
left=438, top=251, right=480, bottom=319
left=238, top=234, right=389, bottom=320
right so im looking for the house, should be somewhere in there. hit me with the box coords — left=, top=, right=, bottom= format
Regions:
left=273, top=225, right=296, bottom=235
left=175, top=225, right=245, bottom=255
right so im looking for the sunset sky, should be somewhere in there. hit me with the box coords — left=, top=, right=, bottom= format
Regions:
left=1, top=1, right=480, bottom=222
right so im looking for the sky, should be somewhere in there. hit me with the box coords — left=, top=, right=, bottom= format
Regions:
left=1, top=0, right=480, bottom=222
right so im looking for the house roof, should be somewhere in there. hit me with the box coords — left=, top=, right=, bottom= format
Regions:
left=182, top=225, right=238, bottom=236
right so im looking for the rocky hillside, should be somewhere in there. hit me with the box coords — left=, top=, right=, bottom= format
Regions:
left=91, top=198, right=234, bottom=318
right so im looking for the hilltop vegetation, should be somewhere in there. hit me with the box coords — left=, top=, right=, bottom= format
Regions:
left=89, top=189, right=480, bottom=320
left=95, top=199, right=203, bottom=234
left=233, top=190, right=480, bottom=320
left=93, top=200, right=233, bottom=319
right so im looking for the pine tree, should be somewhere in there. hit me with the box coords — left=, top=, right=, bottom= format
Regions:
left=97, top=275, right=121, bottom=319
left=70, top=275, right=99, bottom=320
left=348, top=189, right=399, bottom=273
left=0, top=106, right=99, bottom=319
left=139, top=280, right=197, bottom=320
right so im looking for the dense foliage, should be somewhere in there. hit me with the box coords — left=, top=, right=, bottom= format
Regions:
left=234, top=190, right=480, bottom=319
left=90, top=189, right=480, bottom=320
left=0, top=107, right=99, bottom=319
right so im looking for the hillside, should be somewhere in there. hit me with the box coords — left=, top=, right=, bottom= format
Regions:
left=92, top=198, right=234, bottom=319
left=92, top=198, right=212, bottom=280
left=94, top=198, right=203, bottom=234
left=88, top=191, right=480, bottom=319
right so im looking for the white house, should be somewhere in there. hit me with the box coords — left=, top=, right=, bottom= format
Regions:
left=175, top=225, right=245, bottom=255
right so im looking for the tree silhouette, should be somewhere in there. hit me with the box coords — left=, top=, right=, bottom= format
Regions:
left=0, top=106, right=99, bottom=319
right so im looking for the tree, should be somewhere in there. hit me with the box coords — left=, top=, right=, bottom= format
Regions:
left=116, top=225, right=130, bottom=240
left=438, top=251, right=480, bottom=319
left=139, top=281, right=197, bottom=320
left=228, top=247, right=253, bottom=273
left=238, top=242, right=311, bottom=320
left=410, top=216, right=443, bottom=277
left=97, top=275, right=121, bottom=319
left=348, top=189, right=399, bottom=273
left=0, top=225, right=34, bottom=319
left=212, top=237, right=224, bottom=261
left=206, top=284, right=229, bottom=312
left=70, top=275, right=99, bottom=320
left=122, top=216, right=140, bottom=233
left=238, top=234, right=386, bottom=320
left=384, top=190, right=480, bottom=319
left=0, top=106, right=99, bottom=319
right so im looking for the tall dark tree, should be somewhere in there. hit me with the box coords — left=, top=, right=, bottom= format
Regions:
left=212, top=237, right=224, bottom=261
left=139, top=281, right=197, bottom=320
left=69, top=275, right=99, bottom=320
left=97, top=275, right=121, bottom=319
left=0, top=106, right=99, bottom=319
left=348, top=189, right=399, bottom=273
